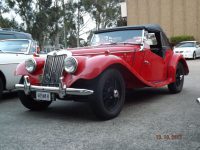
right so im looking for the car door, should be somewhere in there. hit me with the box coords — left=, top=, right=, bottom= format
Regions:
left=140, top=49, right=167, bottom=82
left=140, top=32, right=167, bottom=82
left=132, top=48, right=146, bottom=74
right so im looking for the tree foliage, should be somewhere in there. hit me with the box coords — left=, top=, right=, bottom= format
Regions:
left=0, top=16, right=21, bottom=29
left=2, top=0, right=121, bottom=48
left=6, top=0, right=34, bottom=33
left=82, top=0, right=120, bottom=30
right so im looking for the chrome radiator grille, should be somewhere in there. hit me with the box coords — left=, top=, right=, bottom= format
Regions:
left=42, top=55, right=65, bottom=86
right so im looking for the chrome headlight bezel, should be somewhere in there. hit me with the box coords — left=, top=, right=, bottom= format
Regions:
left=25, top=58, right=37, bottom=73
left=64, top=57, right=78, bottom=74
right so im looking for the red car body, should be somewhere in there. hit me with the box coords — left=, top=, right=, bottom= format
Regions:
left=15, top=24, right=189, bottom=119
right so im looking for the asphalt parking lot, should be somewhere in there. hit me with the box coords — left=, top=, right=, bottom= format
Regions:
left=0, top=59, right=200, bottom=150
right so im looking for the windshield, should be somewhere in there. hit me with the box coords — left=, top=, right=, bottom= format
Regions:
left=176, top=42, right=195, bottom=48
left=0, top=40, right=30, bottom=53
left=90, top=30, right=143, bottom=46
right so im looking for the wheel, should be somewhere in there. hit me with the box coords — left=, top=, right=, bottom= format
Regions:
left=168, top=63, right=184, bottom=93
left=90, top=69, right=125, bottom=120
left=18, top=77, right=52, bottom=110
left=0, top=78, right=3, bottom=99
left=193, top=52, right=196, bottom=60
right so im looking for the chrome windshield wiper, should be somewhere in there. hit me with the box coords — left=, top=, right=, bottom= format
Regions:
left=98, top=42, right=118, bottom=46
left=0, top=49, right=6, bottom=53
left=118, top=42, right=140, bottom=45
left=96, top=42, right=140, bottom=46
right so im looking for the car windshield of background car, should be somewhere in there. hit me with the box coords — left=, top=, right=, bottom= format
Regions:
left=29, top=41, right=38, bottom=54
left=176, top=42, right=195, bottom=48
left=90, top=30, right=143, bottom=46
left=0, top=40, right=29, bottom=53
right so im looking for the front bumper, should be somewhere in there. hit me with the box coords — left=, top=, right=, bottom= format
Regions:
left=175, top=52, right=193, bottom=58
left=15, top=76, right=94, bottom=98
left=182, top=53, right=193, bottom=59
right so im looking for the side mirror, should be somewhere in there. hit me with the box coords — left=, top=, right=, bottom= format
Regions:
left=146, top=33, right=157, bottom=46
left=140, top=43, right=144, bottom=51
left=33, top=52, right=39, bottom=57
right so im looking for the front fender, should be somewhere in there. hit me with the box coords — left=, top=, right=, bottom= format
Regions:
left=15, top=57, right=45, bottom=84
left=65, top=54, right=153, bottom=87
left=167, top=54, right=189, bottom=82
left=64, top=55, right=134, bottom=86
left=75, top=55, right=130, bottom=79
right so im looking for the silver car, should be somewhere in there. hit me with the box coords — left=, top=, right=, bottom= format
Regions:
left=0, top=39, right=38, bottom=99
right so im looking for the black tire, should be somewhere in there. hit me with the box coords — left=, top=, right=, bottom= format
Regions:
left=90, top=69, right=125, bottom=120
left=18, top=77, right=52, bottom=110
left=0, top=78, right=3, bottom=99
left=193, top=52, right=196, bottom=60
left=168, top=63, right=184, bottom=94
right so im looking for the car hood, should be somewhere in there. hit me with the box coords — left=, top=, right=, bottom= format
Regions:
left=67, top=45, right=140, bottom=56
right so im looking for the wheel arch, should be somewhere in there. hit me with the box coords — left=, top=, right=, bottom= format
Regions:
left=0, top=70, right=6, bottom=90
left=178, top=58, right=189, bottom=75
left=168, top=54, right=189, bottom=82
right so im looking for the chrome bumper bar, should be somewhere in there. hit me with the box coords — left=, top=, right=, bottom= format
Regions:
left=15, top=76, right=94, bottom=98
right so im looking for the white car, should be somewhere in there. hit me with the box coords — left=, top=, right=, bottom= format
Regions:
left=0, top=39, right=39, bottom=99
left=173, top=41, right=200, bottom=59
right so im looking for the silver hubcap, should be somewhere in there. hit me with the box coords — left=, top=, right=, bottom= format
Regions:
left=180, top=75, right=184, bottom=80
left=113, top=90, right=119, bottom=98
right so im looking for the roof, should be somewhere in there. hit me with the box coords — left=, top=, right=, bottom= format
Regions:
left=0, top=29, right=32, bottom=40
left=94, top=24, right=164, bottom=34
left=179, top=41, right=197, bottom=43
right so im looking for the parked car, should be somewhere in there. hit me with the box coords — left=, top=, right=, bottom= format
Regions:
left=15, top=24, right=189, bottom=120
left=0, top=39, right=38, bottom=99
left=0, top=28, right=32, bottom=40
left=173, top=41, right=200, bottom=59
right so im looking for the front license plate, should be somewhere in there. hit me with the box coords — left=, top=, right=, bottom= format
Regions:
left=36, top=92, right=51, bottom=101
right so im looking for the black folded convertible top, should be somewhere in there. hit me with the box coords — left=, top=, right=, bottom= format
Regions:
left=94, top=24, right=170, bottom=48
left=94, top=24, right=164, bottom=33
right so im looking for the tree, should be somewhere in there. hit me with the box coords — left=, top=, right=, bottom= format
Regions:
left=0, top=16, right=22, bottom=29
left=5, top=0, right=63, bottom=49
left=61, top=0, right=81, bottom=48
left=0, top=0, right=21, bottom=29
left=0, top=1, right=9, bottom=16
left=5, top=0, right=35, bottom=33
left=83, top=0, right=120, bottom=30
left=3, top=0, right=121, bottom=48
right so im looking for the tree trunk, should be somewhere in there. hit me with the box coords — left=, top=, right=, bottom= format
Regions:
left=55, top=32, right=60, bottom=50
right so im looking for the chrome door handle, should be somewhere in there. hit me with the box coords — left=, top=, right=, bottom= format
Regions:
left=144, top=60, right=150, bottom=64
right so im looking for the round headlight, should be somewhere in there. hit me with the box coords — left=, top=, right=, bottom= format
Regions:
left=64, top=57, right=78, bottom=73
left=25, top=58, right=37, bottom=73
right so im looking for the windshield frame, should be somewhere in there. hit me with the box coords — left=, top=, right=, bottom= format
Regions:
left=90, top=29, right=144, bottom=46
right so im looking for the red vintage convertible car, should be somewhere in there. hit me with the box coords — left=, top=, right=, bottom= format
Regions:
left=15, top=24, right=189, bottom=119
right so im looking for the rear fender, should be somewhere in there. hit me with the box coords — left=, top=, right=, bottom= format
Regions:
left=167, top=54, right=189, bottom=82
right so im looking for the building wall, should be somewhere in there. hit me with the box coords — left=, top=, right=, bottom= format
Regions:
left=127, top=0, right=200, bottom=41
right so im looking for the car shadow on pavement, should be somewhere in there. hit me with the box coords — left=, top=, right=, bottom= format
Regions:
left=21, top=101, right=97, bottom=122
left=19, top=87, right=170, bottom=121
left=0, top=92, right=18, bottom=103
left=125, top=87, right=170, bottom=105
